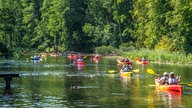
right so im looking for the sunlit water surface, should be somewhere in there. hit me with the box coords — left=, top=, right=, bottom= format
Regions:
left=0, top=56, right=192, bottom=107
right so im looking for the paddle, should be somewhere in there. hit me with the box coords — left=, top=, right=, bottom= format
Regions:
left=188, top=84, right=192, bottom=87
left=134, top=57, right=140, bottom=62
left=108, top=70, right=116, bottom=73
left=83, top=56, right=87, bottom=59
left=147, top=69, right=157, bottom=75
left=149, top=85, right=158, bottom=87
left=132, top=69, right=139, bottom=73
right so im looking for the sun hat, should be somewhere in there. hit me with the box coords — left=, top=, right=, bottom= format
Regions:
left=163, top=72, right=169, bottom=76
left=170, top=72, right=174, bottom=75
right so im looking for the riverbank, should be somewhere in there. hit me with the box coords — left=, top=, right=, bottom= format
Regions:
left=102, top=49, right=192, bottom=65
left=2, top=47, right=192, bottom=65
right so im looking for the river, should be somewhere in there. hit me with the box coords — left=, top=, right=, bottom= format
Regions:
left=0, top=55, right=191, bottom=107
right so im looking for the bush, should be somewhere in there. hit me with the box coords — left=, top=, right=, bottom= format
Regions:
left=0, top=42, right=11, bottom=58
left=119, top=42, right=135, bottom=52
left=95, top=45, right=116, bottom=55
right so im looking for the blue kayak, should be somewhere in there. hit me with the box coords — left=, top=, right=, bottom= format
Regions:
left=31, top=57, right=40, bottom=60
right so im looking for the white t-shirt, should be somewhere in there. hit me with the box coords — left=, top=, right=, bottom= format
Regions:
left=168, top=77, right=178, bottom=84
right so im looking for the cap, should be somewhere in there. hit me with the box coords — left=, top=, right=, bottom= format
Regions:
left=170, top=72, right=174, bottom=75
left=163, top=72, right=169, bottom=76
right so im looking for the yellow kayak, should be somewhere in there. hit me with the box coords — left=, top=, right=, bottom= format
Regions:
left=120, top=72, right=133, bottom=77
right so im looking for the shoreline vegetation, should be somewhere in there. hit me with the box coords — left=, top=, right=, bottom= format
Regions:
left=102, top=49, right=192, bottom=65
left=1, top=47, right=192, bottom=65
left=94, top=46, right=192, bottom=65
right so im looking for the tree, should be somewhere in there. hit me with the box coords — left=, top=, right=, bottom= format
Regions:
left=63, top=0, right=92, bottom=52
left=21, top=0, right=42, bottom=48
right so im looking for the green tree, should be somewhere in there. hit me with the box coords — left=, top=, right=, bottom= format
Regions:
left=0, top=0, right=17, bottom=48
left=63, top=0, right=92, bottom=52
left=166, top=0, right=192, bottom=53
left=21, top=0, right=42, bottom=48
left=130, top=0, right=148, bottom=49
left=35, top=0, right=66, bottom=52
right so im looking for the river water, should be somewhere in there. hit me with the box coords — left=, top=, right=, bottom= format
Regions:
left=0, top=56, right=192, bottom=107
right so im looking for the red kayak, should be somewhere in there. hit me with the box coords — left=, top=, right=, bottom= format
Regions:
left=155, top=79, right=182, bottom=92
left=75, top=61, right=84, bottom=65
left=68, top=55, right=78, bottom=59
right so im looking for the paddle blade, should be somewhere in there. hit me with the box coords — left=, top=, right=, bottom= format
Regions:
left=134, top=58, right=140, bottom=62
left=132, top=69, right=139, bottom=73
left=147, top=69, right=156, bottom=75
left=188, top=84, right=192, bottom=87
left=149, top=85, right=157, bottom=87
left=108, top=70, right=116, bottom=73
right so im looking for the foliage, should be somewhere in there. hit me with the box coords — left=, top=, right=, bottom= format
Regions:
left=0, top=42, right=9, bottom=57
left=0, top=0, right=191, bottom=57
left=95, top=45, right=116, bottom=55
left=119, top=42, right=135, bottom=53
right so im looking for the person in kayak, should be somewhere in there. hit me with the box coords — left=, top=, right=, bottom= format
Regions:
left=168, top=72, right=181, bottom=85
left=75, top=55, right=83, bottom=63
left=120, top=65, right=132, bottom=73
left=120, top=65, right=126, bottom=73
left=125, top=57, right=130, bottom=62
left=127, top=65, right=132, bottom=71
left=121, top=58, right=125, bottom=62
left=159, top=72, right=169, bottom=85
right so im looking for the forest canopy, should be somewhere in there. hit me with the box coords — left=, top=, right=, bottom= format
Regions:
left=0, top=0, right=192, bottom=54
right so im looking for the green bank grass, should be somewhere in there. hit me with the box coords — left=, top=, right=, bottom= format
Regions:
left=95, top=45, right=192, bottom=65
left=121, top=49, right=192, bottom=65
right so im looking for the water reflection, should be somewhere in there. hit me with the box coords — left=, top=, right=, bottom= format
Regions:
left=76, top=65, right=84, bottom=72
left=156, top=90, right=182, bottom=108
left=0, top=56, right=192, bottom=107
left=120, top=76, right=132, bottom=94
left=147, top=88, right=183, bottom=108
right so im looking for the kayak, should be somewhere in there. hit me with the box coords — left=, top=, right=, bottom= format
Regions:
left=136, top=60, right=148, bottom=64
left=120, top=72, right=133, bottom=77
left=117, top=60, right=132, bottom=65
left=75, top=61, right=84, bottom=65
left=156, top=85, right=182, bottom=92
left=31, top=57, right=40, bottom=60
left=155, top=79, right=182, bottom=92
left=67, top=55, right=78, bottom=59
left=93, top=57, right=100, bottom=61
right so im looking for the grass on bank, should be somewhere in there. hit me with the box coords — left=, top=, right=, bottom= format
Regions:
left=95, top=45, right=192, bottom=65
left=121, top=49, right=192, bottom=64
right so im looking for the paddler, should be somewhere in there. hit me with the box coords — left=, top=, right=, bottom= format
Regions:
left=168, top=72, right=181, bottom=85
left=159, top=72, right=169, bottom=85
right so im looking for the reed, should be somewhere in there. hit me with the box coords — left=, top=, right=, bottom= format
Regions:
left=121, top=49, right=192, bottom=65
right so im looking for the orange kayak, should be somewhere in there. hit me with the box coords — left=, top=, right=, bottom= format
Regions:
left=155, top=79, right=182, bottom=92
left=136, top=60, right=148, bottom=64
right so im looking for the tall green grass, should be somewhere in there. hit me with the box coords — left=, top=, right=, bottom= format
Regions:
left=121, top=49, right=192, bottom=65
left=95, top=45, right=192, bottom=64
